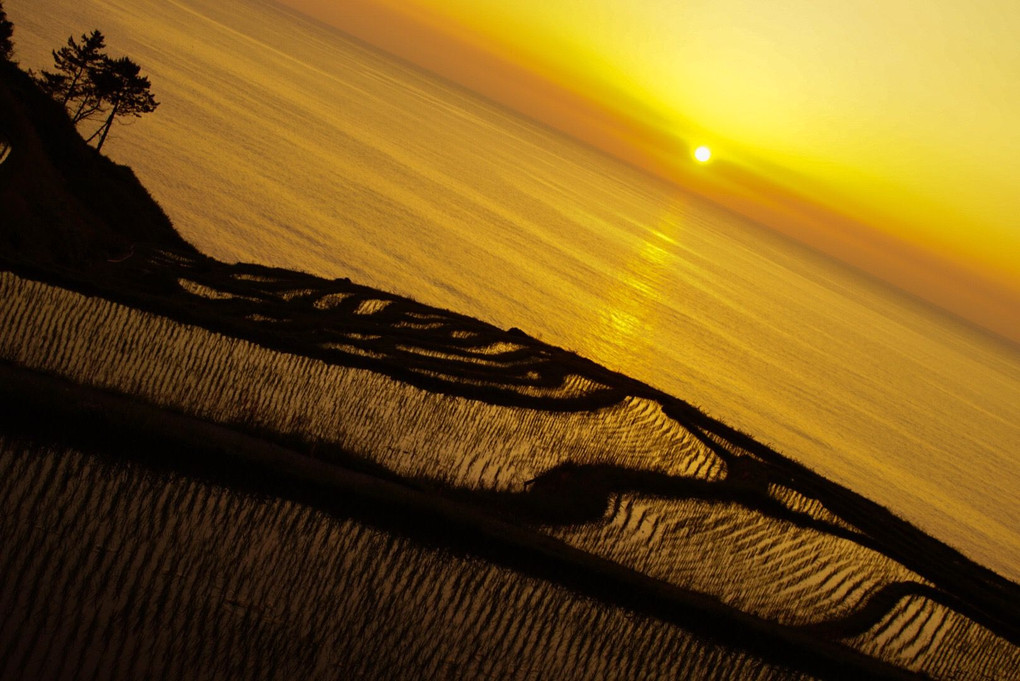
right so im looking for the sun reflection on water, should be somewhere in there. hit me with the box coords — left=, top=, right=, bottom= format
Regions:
left=586, top=203, right=683, bottom=372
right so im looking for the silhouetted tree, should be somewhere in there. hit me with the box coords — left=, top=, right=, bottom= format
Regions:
left=38, top=30, right=159, bottom=151
left=38, top=30, right=108, bottom=123
left=85, top=56, right=159, bottom=151
left=0, top=1, right=15, bottom=62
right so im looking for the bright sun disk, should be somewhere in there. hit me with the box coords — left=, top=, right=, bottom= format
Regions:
left=694, top=146, right=712, bottom=162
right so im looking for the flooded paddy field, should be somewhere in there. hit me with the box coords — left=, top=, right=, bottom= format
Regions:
left=1, top=258, right=1018, bottom=679
left=2, top=440, right=811, bottom=681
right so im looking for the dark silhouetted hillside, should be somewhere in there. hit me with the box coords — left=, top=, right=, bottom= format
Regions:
left=0, top=60, right=189, bottom=267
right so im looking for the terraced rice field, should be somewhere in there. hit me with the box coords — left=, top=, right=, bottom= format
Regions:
left=1, top=262, right=1018, bottom=679
left=2, top=441, right=815, bottom=681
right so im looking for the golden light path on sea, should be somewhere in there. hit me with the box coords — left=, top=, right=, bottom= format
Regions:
left=280, top=0, right=1019, bottom=342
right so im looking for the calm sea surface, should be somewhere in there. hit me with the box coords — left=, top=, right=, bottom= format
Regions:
left=8, top=0, right=1020, bottom=580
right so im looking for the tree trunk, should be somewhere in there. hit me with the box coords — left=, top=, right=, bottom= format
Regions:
left=70, top=95, right=91, bottom=124
left=84, top=120, right=105, bottom=144
left=93, top=101, right=119, bottom=152
left=61, top=67, right=83, bottom=107
left=73, top=99, right=104, bottom=126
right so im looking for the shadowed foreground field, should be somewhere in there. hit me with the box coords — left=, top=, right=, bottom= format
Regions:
left=1, top=58, right=1018, bottom=680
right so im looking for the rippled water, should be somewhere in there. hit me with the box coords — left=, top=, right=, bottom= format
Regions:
left=6, top=0, right=1020, bottom=582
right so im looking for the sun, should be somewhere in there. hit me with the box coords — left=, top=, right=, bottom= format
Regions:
left=694, top=146, right=712, bottom=163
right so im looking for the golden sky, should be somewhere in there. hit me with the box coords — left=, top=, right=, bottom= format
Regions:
left=280, top=0, right=1020, bottom=342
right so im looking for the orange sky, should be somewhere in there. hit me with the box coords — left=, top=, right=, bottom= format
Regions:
left=279, top=0, right=1019, bottom=343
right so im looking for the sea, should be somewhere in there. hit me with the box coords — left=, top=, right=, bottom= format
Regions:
left=7, top=0, right=1019, bottom=582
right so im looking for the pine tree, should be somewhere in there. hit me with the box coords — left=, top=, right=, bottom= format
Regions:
left=86, top=56, right=159, bottom=152
left=39, top=30, right=108, bottom=122
left=37, top=28, right=159, bottom=150
left=0, top=0, right=15, bottom=62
